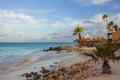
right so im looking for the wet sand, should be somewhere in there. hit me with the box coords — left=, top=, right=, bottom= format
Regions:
left=1, top=47, right=120, bottom=80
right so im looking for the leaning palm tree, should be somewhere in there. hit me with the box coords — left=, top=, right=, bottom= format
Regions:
left=84, top=41, right=120, bottom=74
left=107, top=21, right=114, bottom=28
left=107, top=21, right=114, bottom=33
left=73, top=26, right=84, bottom=47
left=113, top=24, right=119, bottom=31
left=104, top=17, right=119, bottom=32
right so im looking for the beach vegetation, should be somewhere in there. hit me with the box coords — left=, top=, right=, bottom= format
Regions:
left=102, top=14, right=120, bottom=32
left=95, top=41, right=120, bottom=74
left=84, top=41, right=120, bottom=74
left=73, top=26, right=84, bottom=47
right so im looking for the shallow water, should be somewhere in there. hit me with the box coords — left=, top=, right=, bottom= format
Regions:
left=0, top=51, right=78, bottom=79
left=0, top=42, right=75, bottom=77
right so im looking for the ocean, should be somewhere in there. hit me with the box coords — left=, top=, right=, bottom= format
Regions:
left=0, top=42, right=75, bottom=73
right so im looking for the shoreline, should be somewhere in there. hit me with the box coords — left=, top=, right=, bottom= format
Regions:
left=1, top=46, right=120, bottom=80
left=0, top=50, right=80, bottom=80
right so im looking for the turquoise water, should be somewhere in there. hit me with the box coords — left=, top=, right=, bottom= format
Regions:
left=0, top=42, right=75, bottom=69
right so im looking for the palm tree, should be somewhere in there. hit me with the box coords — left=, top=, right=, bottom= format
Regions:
left=73, top=26, right=84, bottom=47
left=107, top=21, right=114, bottom=32
left=84, top=41, right=120, bottom=74
left=113, top=24, right=119, bottom=31
left=102, top=14, right=108, bottom=31
left=103, top=16, right=120, bottom=32
left=102, top=14, right=111, bottom=41
left=102, top=14, right=120, bottom=42
left=107, top=21, right=114, bottom=28
left=102, top=14, right=108, bottom=25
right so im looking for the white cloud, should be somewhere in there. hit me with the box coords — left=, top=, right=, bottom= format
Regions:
left=0, top=10, right=37, bottom=35
left=0, top=9, right=120, bottom=42
left=71, top=21, right=82, bottom=26
left=111, top=13, right=120, bottom=24
left=0, top=10, right=47, bottom=42
left=91, top=14, right=103, bottom=24
left=73, top=0, right=112, bottom=5
left=0, top=10, right=37, bottom=25
left=15, top=9, right=55, bottom=14
left=51, top=31, right=61, bottom=35
left=52, top=15, right=83, bottom=27
left=49, top=31, right=74, bottom=42
left=51, top=22, right=61, bottom=27
left=73, top=0, right=90, bottom=5
left=52, top=13, right=118, bottom=38
left=92, top=0, right=111, bottom=5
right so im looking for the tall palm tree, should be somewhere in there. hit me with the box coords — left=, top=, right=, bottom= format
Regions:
left=73, top=26, right=84, bottom=47
left=102, top=14, right=108, bottom=24
left=107, top=21, right=114, bottom=33
left=102, top=14, right=108, bottom=28
left=84, top=41, right=120, bottom=74
left=102, top=14, right=120, bottom=42
left=102, top=14, right=111, bottom=41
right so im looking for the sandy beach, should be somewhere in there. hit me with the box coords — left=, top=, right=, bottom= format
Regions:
left=86, top=49, right=120, bottom=80
left=86, top=61, right=120, bottom=80
left=1, top=47, right=120, bottom=80
left=0, top=50, right=82, bottom=80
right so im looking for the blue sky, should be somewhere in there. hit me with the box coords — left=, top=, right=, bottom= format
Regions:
left=0, top=0, right=120, bottom=42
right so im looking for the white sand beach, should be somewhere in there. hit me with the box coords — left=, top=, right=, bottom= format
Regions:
left=1, top=47, right=120, bottom=80
left=86, top=61, right=120, bottom=80
left=0, top=50, right=83, bottom=80
left=86, top=49, right=120, bottom=80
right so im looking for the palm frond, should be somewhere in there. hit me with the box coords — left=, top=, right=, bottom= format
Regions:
left=107, top=21, right=114, bottom=27
left=102, top=14, right=108, bottom=20
left=113, top=24, right=119, bottom=31
left=72, top=26, right=84, bottom=36
left=84, top=41, right=119, bottom=62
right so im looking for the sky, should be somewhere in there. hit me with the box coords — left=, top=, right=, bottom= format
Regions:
left=0, top=0, right=120, bottom=42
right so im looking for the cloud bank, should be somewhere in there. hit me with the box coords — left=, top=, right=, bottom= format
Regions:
left=0, top=9, right=120, bottom=42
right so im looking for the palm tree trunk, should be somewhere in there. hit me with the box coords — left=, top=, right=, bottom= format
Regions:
left=102, top=60, right=111, bottom=74
left=106, top=18, right=110, bottom=33
left=78, top=33, right=81, bottom=47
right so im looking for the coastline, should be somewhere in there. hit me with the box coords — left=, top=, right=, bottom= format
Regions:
left=1, top=46, right=120, bottom=80
left=0, top=50, right=80, bottom=80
